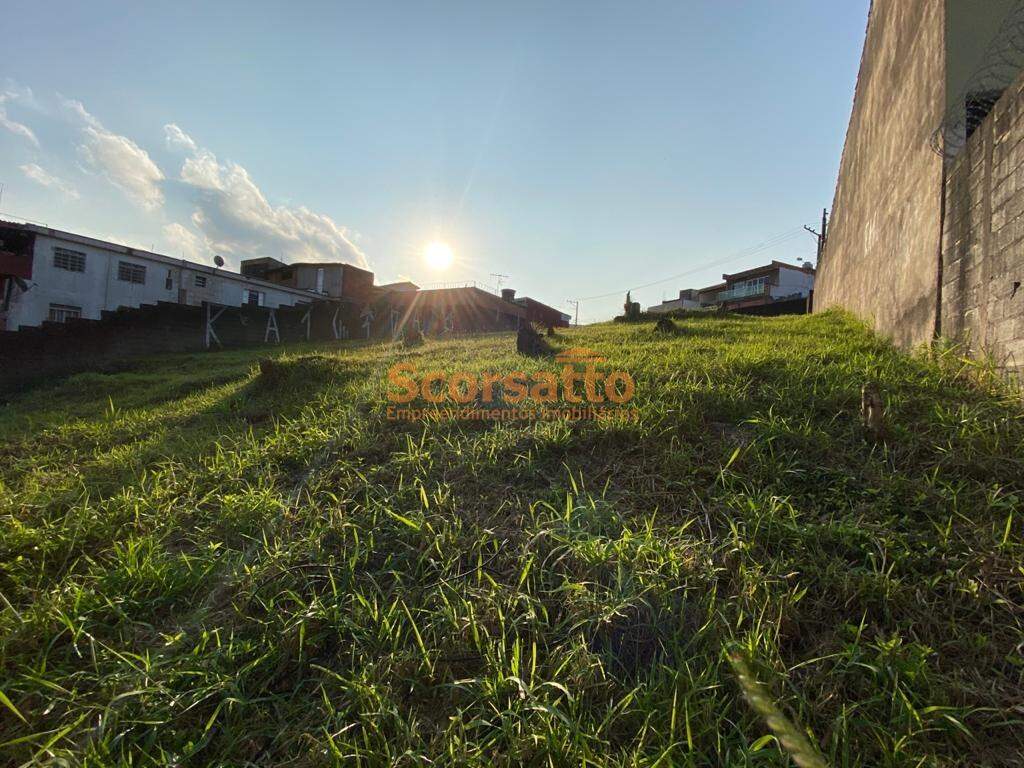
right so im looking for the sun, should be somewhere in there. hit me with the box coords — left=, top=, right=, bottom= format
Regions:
left=424, top=241, right=454, bottom=271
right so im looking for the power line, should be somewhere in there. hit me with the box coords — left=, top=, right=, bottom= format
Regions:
left=573, top=227, right=806, bottom=302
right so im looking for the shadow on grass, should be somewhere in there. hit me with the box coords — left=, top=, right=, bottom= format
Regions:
left=0, top=352, right=373, bottom=603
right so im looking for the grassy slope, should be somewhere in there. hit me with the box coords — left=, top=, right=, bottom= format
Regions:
left=0, top=311, right=1022, bottom=767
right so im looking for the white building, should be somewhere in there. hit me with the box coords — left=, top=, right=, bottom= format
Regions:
left=0, top=222, right=321, bottom=332
left=647, top=289, right=703, bottom=314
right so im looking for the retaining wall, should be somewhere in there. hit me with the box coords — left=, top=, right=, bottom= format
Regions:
left=0, top=300, right=357, bottom=393
left=814, top=0, right=946, bottom=350
left=941, top=73, right=1024, bottom=371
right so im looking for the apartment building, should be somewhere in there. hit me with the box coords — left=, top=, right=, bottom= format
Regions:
left=0, top=221, right=321, bottom=331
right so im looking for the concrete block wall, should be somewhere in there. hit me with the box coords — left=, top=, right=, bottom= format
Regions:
left=815, top=0, right=946, bottom=350
left=817, top=0, right=1024, bottom=376
left=942, top=72, right=1024, bottom=372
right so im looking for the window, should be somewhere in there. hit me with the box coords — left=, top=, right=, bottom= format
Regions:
left=48, top=303, right=81, bottom=323
left=117, top=261, right=146, bottom=284
left=165, top=270, right=174, bottom=290
left=194, top=274, right=207, bottom=288
left=53, top=247, right=86, bottom=272
left=742, top=277, right=767, bottom=292
left=244, top=289, right=265, bottom=306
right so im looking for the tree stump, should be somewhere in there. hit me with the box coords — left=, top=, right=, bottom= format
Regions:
left=654, top=316, right=675, bottom=334
left=257, top=358, right=284, bottom=387
left=517, top=325, right=547, bottom=356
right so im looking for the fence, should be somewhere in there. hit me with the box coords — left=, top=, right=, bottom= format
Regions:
left=0, top=299, right=357, bottom=393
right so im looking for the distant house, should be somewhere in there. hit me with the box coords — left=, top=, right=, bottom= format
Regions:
left=376, top=281, right=419, bottom=293
left=697, top=283, right=727, bottom=306
left=648, top=289, right=702, bottom=314
left=711, top=261, right=814, bottom=311
left=374, top=283, right=526, bottom=337
left=505, top=289, right=571, bottom=328
left=240, top=257, right=374, bottom=305
left=644, top=262, right=815, bottom=317
left=370, top=284, right=569, bottom=338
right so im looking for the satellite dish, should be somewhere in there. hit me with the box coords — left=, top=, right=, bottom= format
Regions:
left=213, top=255, right=225, bottom=268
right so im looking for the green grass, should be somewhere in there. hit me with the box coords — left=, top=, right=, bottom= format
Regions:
left=1, top=310, right=1022, bottom=766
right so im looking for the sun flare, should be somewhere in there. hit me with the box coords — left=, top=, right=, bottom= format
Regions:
left=424, top=241, right=454, bottom=271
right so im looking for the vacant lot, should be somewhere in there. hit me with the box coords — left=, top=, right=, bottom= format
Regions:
left=1, top=311, right=1022, bottom=766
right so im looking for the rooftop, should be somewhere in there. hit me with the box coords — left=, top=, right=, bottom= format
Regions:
left=1, top=220, right=326, bottom=301
left=722, top=260, right=814, bottom=282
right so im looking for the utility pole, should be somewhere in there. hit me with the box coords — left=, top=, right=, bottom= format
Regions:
left=803, top=208, right=828, bottom=263
left=566, top=299, right=579, bottom=327
left=802, top=209, right=828, bottom=315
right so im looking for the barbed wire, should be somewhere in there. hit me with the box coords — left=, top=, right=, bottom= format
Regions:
left=932, top=1, right=1024, bottom=158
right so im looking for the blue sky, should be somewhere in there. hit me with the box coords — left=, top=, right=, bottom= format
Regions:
left=0, top=0, right=869, bottom=321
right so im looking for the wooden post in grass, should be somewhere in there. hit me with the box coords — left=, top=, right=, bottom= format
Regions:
left=861, top=381, right=885, bottom=443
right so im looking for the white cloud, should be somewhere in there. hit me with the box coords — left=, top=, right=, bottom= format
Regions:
left=0, top=94, right=39, bottom=147
left=164, top=123, right=197, bottom=153
left=180, top=148, right=223, bottom=189
left=58, top=95, right=103, bottom=129
left=163, top=222, right=206, bottom=260
left=61, top=97, right=164, bottom=211
left=1, top=87, right=370, bottom=271
left=19, top=163, right=80, bottom=199
left=2, top=81, right=37, bottom=105
left=79, top=127, right=164, bottom=210
left=171, top=130, right=368, bottom=268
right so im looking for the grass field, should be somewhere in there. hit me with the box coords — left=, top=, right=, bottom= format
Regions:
left=1, top=311, right=1022, bottom=766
